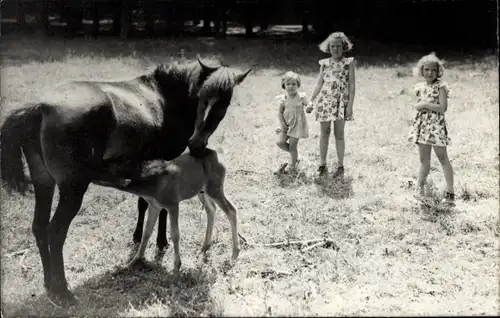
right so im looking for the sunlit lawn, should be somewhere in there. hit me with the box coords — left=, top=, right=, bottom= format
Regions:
left=1, top=32, right=498, bottom=316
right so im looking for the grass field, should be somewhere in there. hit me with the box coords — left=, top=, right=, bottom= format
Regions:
left=1, top=32, right=499, bottom=316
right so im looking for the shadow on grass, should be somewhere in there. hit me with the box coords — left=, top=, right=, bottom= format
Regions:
left=8, top=260, right=219, bottom=317
left=1, top=25, right=496, bottom=76
left=315, top=174, right=354, bottom=200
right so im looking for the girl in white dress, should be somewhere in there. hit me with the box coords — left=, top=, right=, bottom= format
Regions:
left=275, top=71, right=310, bottom=174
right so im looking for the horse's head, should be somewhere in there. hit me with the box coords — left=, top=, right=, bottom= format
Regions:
left=188, top=66, right=251, bottom=157
left=191, top=58, right=221, bottom=98
left=152, top=58, right=220, bottom=102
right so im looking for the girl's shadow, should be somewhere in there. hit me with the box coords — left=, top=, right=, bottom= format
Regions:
left=8, top=260, right=218, bottom=317
left=315, top=173, right=354, bottom=199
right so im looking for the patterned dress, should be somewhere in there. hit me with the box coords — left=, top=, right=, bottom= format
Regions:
left=277, top=92, right=309, bottom=139
left=408, top=80, right=451, bottom=147
left=314, top=57, right=354, bottom=122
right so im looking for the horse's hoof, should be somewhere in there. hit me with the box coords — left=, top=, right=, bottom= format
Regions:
left=157, top=241, right=169, bottom=251
left=154, top=249, right=166, bottom=264
left=47, top=289, right=78, bottom=308
left=200, top=244, right=211, bottom=254
left=127, top=257, right=145, bottom=269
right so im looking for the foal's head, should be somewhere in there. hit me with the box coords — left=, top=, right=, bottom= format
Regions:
left=188, top=66, right=251, bottom=157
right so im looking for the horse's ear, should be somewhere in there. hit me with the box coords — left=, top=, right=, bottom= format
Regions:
left=197, top=57, right=219, bottom=74
left=234, top=69, right=252, bottom=85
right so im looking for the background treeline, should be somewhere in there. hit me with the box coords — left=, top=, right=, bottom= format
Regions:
left=1, top=0, right=497, bottom=48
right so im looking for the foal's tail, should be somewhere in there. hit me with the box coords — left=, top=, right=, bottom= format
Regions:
left=0, top=104, right=43, bottom=194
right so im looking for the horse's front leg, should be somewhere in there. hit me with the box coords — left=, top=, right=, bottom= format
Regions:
left=46, top=181, right=89, bottom=306
left=128, top=202, right=162, bottom=267
left=133, top=197, right=148, bottom=247
left=156, top=209, right=169, bottom=251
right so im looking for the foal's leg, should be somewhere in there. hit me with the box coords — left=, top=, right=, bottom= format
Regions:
left=206, top=189, right=240, bottom=261
left=167, top=204, right=182, bottom=274
left=135, top=198, right=169, bottom=251
left=46, top=181, right=89, bottom=304
left=128, top=202, right=162, bottom=267
left=198, top=192, right=216, bottom=253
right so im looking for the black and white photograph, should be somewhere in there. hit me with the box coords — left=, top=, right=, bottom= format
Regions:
left=0, top=0, right=498, bottom=316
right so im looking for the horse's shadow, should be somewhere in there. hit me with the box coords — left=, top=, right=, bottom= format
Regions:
left=9, top=259, right=219, bottom=317
left=315, top=174, right=354, bottom=199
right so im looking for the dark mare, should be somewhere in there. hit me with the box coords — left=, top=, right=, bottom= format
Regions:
left=0, top=58, right=250, bottom=306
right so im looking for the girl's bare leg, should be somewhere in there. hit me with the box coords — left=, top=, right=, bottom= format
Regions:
left=276, top=132, right=289, bottom=152
left=319, top=121, right=332, bottom=166
left=417, top=144, right=432, bottom=196
left=288, top=137, right=299, bottom=170
left=333, top=120, right=346, bottom=167
left=433, top=146, right=455, bottom=194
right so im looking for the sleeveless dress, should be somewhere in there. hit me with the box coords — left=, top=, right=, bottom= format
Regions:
left=408, top=80, right=451, bottom=147
left=314, top=57, right=354, bottom=122
left=277, top=92, right=309, bottom=139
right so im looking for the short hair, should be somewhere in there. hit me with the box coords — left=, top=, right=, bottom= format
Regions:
left=412, top=52, right=445, bottom=78
left=318, top=31, right=353, bottom=53
left=281, top=71, right=301, bottom=89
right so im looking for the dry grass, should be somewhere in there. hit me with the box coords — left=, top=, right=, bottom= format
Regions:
left=0, top=33, right=499, bottom=317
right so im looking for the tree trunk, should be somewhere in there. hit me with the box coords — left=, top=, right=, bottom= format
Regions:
left=144, top=0, right=154, bottom=36
left=16, top=0, right=27, bottom=28
left=36, top=0, right=49, bottom=36
left=120, top=0, right=132, bottom=38
left=91, top=2, right=100, bottom=38
left=113, top=0, right=122, bottom=36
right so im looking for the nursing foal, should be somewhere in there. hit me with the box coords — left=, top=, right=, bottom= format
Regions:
left=95, top=148, right=240, bottom=272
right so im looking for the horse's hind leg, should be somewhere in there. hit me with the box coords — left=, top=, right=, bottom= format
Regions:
left=128, top=202, right=162, bottom=267
left=198, top=192, right=216, bottom=254
left=46, top=180, right=89, bottom=305
left=24, top=149, right=56, bottom=291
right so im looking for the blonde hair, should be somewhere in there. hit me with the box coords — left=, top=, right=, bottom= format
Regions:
left=412, top=52, right=445, bottom=78
left=281, top=71, right=301, bottom=89
left=318, top=31, right=353, bottom=53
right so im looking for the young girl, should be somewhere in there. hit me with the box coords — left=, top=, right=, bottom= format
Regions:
left=306, top=31, right=356, bottom=178
left=275, top=71, right=310, bottom=174
left=408, top=52, right=455, bottom=205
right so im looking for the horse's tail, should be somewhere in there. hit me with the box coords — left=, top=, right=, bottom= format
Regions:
left=0, top=104, right=43, bottom=194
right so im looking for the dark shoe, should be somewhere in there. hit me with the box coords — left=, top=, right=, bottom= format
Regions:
left=332, top=166, right=344, bottom=178
left=274, top=163, right=288, bottom=175
left=317, top=164, right=327, bottom=177
left=442, top=191, right=455, bottom=206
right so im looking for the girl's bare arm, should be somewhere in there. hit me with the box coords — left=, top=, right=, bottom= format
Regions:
left=309, top=66, right=325, bottom=102
left=415, top=87, right=448, bottom=113
left=347, top=62, right=356, bottom=109
left=278, top=103, right=287, bottom=128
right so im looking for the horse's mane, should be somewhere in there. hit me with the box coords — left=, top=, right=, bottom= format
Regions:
left=140, top=60, right=203, bottom=96
left=198, top=67, right=235, bottom=99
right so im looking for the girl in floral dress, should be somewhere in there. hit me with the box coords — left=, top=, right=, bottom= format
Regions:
left=408, top=52, right=455, bottom=205
left=306, top=31, right=356, bottom=177
left=275, top=71, right=310, bottom=174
